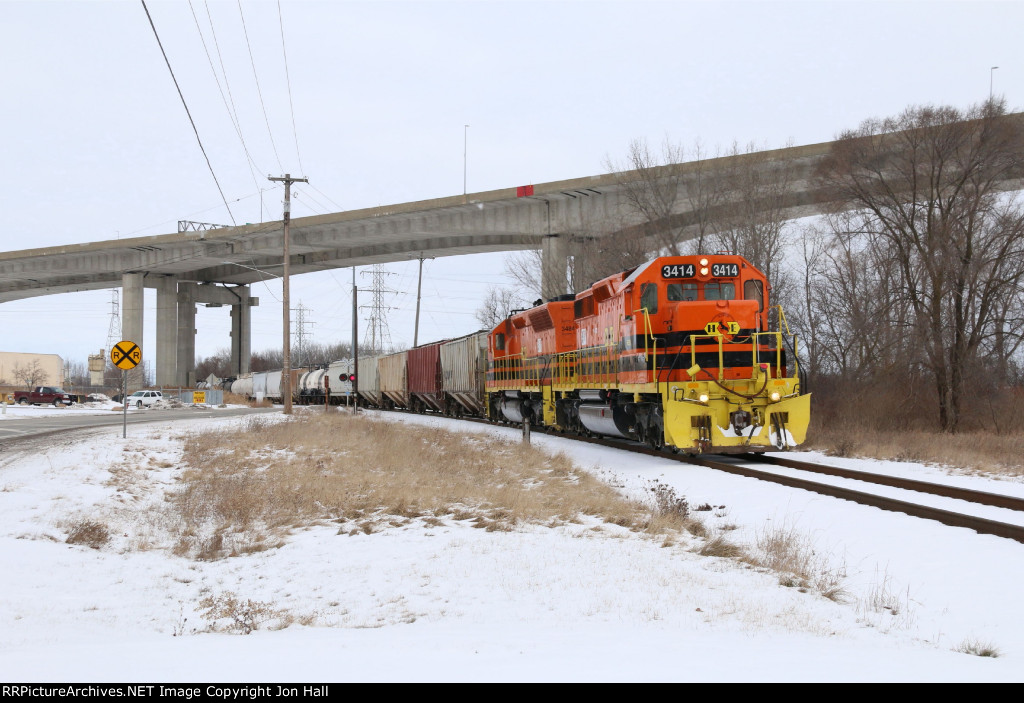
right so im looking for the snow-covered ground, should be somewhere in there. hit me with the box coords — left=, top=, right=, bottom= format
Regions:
left=0, top=397, right=249, bottom=419
left=1, top=410, right=1021, bottom=682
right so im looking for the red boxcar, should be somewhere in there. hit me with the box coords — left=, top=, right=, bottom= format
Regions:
left=408, top=341, right=445, bottom=413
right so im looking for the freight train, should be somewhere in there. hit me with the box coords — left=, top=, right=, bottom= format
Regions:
left=219, top=254, right=810, bottom=454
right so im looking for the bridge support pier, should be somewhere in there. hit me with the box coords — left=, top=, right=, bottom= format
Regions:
left=174, top=282, right=258, bottom=387
left=155, top=277, right=177, bottom=387
left=229, top=286, right=252, bottom=378
left=122, top=273, right=145, bottom=390
left=176, top=284, right=196, bottom=388
left=541, top=234, right=569, bottom=301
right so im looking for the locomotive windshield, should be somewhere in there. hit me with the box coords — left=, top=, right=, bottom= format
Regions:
left=704, top=282, right=736, bottom=300
left=743, top=280, right=764, bottom=311
left=667, top=283, right=697, bottom=301
left=640, top=282, right=658, bottom=313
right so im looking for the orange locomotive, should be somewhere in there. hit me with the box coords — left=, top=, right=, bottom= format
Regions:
left=486, top=254, right=810, bottom=454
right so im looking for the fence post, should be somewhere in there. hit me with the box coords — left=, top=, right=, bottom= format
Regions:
left=522, top=417, right=531, bottom=445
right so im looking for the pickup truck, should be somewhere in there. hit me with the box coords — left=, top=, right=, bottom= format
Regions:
left=13, top=386, right=74, bottom=406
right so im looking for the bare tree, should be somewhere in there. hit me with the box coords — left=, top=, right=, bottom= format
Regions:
left=605, top=137, right=726, bottom=257
left=817, top=100, right=1024, bottom=432
left=475, top=285, right=528, bottom=329
left=709, top=141, right=800, bottom=307
left=12, top=360, right=46, bottom=388
left=503, top=249, right=543, bottom=301
left=63, top=359, right=89, bottom=388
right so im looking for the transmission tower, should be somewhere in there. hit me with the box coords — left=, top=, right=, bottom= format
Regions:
left=360, top=265, right=396, bottom=353
left=105, top=289, right=121, bottom=354
left=103, top=289, right=121, bottom=382
left=293, top=302, right=315, bottom=367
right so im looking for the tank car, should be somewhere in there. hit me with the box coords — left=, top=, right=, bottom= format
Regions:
left=486, top=254, right=810, bottom=454
left=231, top=373, right=253, bottom=399
left=298, top=367, right=327, bottom=405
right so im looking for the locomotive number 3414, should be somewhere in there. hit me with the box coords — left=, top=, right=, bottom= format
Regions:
left=661, top=264, right=695, bottom=278
left=661, top=263, right=739, bottom=278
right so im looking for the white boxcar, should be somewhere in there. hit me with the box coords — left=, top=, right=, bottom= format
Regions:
left=378, top=351, right=409, bottom=408
left=441, top=330, right=488, bottom=416
left=265, top=370, right=283, bottom=402
left=356, top=354, right=382, bottom=407
left=326, top=359, right=355, bottom=403
left=251, top=371, right=269, bottom=399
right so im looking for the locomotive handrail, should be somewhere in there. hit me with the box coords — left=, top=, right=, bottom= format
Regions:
left=751, top=331, right=784, bottom=376
left=688, top=333, right=726, bottom=382
left=636, top=307, right=659, bottom=389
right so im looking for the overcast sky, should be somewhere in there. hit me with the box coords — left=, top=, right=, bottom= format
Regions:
left=1, top=0, right=1019, bottom=379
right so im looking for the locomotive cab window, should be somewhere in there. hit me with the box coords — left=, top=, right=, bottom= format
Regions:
left=640, top=282, right=658, bottom=314
left=704, top=282, right=735, bottom=301
left=744, top=280, right=764, bottom=311
left=494, top=332, right=505, bottom=351
left=667, top=283, right=698, bottom=302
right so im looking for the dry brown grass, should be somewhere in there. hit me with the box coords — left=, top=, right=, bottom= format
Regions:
left=171, top=412, right=699, bottom=559
left=65, top=519, right=111, bottom=550
left=747, top=524, right=847, bottom=602
left=954, top=638, right=1001, bottom=658
left=804, top=423, right=1024, bottom=478
left=197, top=590, right=310, bottom=634
left=222, top=391, right=250, bottom=405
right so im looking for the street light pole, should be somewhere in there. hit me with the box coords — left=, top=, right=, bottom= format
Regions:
left=463, top=124, right=469, bottom=196
left=268, top=172, right=308, bottom=415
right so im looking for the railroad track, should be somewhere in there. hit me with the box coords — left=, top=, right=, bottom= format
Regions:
left=450, top=414, right=1024, bottom=545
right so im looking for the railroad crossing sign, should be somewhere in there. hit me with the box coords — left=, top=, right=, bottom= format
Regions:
left=110, top=340, right=142, bottom=370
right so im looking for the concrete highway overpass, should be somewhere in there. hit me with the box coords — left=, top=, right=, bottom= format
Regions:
left=2, top=114, right=1022, bottom=387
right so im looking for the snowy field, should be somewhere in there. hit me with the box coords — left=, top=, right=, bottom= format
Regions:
left=1, top=409, right=1021, bottom=683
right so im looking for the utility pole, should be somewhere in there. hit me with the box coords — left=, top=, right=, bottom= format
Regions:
left=268, top=173, right=308, bottom=414
left=352, top=267, right=358, bottom=413
left=414, top=256, right=423, bottom=347
left=463, top=124, right=469, bottom=196
left=413, top=254, right=434, bottom=347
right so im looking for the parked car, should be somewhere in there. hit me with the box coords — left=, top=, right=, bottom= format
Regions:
left=126, top=390, right=163, bottom=408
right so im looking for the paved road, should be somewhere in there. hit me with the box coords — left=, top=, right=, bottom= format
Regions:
left=0, top=405, right=282, bottom=446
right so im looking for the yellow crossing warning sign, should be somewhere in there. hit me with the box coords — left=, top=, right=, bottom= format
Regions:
left=111, top=340, right=142, bottom=370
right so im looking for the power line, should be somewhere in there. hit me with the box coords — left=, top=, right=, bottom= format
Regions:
left=188, top=0, right=264, bottom=221
left=277, top=0, right=305, bottom=176
left=237, top=0, right=284, bottom=173
left=139, top=0, right=236, bottom=226
left=308, top=183, right=344, bottom=211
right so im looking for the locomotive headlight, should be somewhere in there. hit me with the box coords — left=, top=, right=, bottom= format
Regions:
left=699, top=258, right=709, bottom=266
left=699, top=393, right=709, bottom=404
left=700, top=267, right=709, bottom=276
left=770, top=391, right=781, bottom=402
